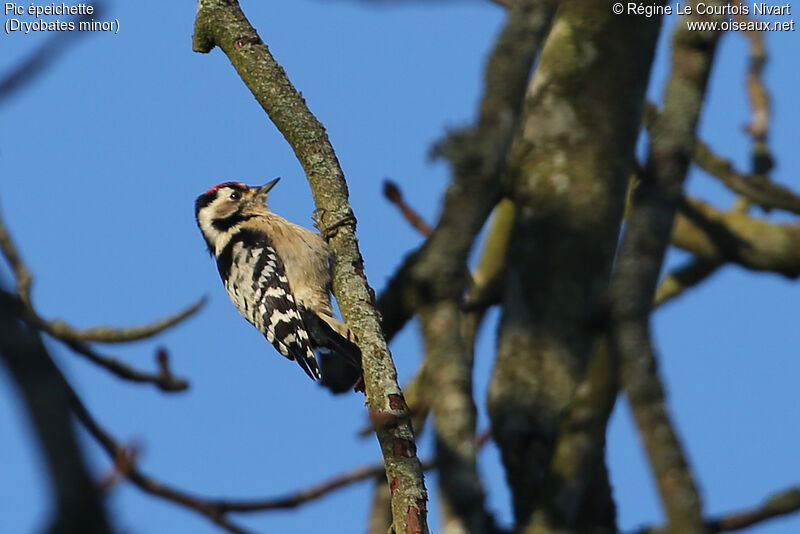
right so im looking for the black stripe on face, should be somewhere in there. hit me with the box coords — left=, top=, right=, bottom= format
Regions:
left=195, top=183, right=249, bottom=216
left=211, top=211, right=256, bottom=232
left=216, top=228, right=272, bottom=282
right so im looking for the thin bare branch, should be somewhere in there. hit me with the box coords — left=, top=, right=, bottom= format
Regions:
left=636, top=486, right=800, bottom=534
left=65, top=339, right=189, bottom=392
left=643, top=103, right=799, bottom=214
left=0, top=291, right=190, bottom=391
left=709, top=487, right=800, bottom=533
left=653, top=258, right=721, bottom=308
left=0, top=204, right=33, bottom=306
left=71, top=389, right=256, bottom=534
left=0, top=196, right=198, bottom=387
left=735, top=0, right=774, bottom=176
left=48, top=297, right=207, bottom=343
left=98, top=443, right=141, bottom=493
left=384, top=180, right=433, bottom=237
left=75, top=370, right=487, bottom=528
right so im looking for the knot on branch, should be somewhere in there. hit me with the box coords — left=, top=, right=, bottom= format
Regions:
left=233, top=36, right=261, bottom=50
left=312, top=209, right=357, bottom=241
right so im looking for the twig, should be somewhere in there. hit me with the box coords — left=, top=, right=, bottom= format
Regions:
left=709, top=487, right=800, bottom=532
left=636, top=486, right=800, bottom=534
left=192, top=2, right=428, bottom=531
left=0, top=206, right=206, bottom=344
left=0, top=205, right=33, bottom=306
left=0, top=201, right=199, bottom=387
left=653, top=257, right=720, bottom=308
left=693, top=141, right=800, bottom=214
left=74, top=371, right=488, bottom=528
left=644, top=103, right=800, bottom=214
left=64, top=339, right=188, bottom=392
left=70, top=389, right=256, bottom=534
left=98, top=443, right=141, bottom=492
left=0, top=290, right=190, bottom=391
left=735, top=0, right=774, bottom=176
left=47, top=297, right=207, bottom=343
left=383, top=180, right=433, bottom=237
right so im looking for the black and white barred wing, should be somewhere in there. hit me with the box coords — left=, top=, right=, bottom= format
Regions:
left=217, top=230, right=321, bottom=380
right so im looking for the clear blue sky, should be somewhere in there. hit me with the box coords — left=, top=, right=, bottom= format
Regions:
left=1, top=2, right=798, bottom=533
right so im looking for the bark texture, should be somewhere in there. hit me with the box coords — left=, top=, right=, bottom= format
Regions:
left=488, top=3, right=662, bottom=531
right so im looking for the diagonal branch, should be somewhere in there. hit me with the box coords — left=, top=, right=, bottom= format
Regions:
left=673, top=196, right=800, bottom=277
left=653, top=257, right=720, bottom=308
left=708, top=487, right=800, bottom=533
left=0, top=290, right=190, bottom=391
left=384, top=180, right=433, bottom=237
left=47, top=297, right=207, bottom=343
left=643, top=103, right=800, bottom=214
left=192, top=2, right=428, bottom=531
left=74, top=369, right=491, bottom=532
left=0, top=204, right=33, bottom=306
left=636, top=486, right=800, bottom=534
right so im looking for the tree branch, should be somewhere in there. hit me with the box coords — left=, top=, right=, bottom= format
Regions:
left=708, top=487, right=800, bottom=533
left=377, top=0, right=555, bottom=347
left=673, top=196, right=800, bottom=277
left=0, top=296, right=114, bottom=534
left=0, top=290, right=190, bottom=392
left=487, top=2, right=662, bottom=530
left=192, top=2, right=428, bottom=531
left=636, top=486, right=800, bottom=534
left=610, top=4, right=728, bottom=534
left=0, top=198, right=200, bottom=388
left=653, top=257, right=721, bottom=308
left=643, top=103, right=800, bottom=214
left=384, top=180, right=433, bottom=237
left=415, top=3, right=556, bottom=531
left=735, top=0, right=773, bottom=176
left=47, top=297, right=207, bottom=343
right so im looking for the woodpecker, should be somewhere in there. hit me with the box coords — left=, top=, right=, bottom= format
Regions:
left=195, top=178, right=362, bottom=393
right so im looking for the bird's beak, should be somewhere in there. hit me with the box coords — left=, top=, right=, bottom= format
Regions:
left=255, top=177, right=280, bottom=197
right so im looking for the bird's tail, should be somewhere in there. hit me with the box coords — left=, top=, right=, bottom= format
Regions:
left=299, top=307, right=363, bottom=394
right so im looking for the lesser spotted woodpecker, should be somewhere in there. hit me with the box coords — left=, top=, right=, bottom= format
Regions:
left=195, top=178, right=362, bottom=393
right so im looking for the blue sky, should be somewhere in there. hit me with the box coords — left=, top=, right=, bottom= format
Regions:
left=1, top=2, right=798, bottom=533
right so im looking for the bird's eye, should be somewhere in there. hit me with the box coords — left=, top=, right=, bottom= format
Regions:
left=229, top=191, right=241, bottom=201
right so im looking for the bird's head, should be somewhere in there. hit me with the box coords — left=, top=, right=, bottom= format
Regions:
left=194, top=178, right=280, bottom=254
